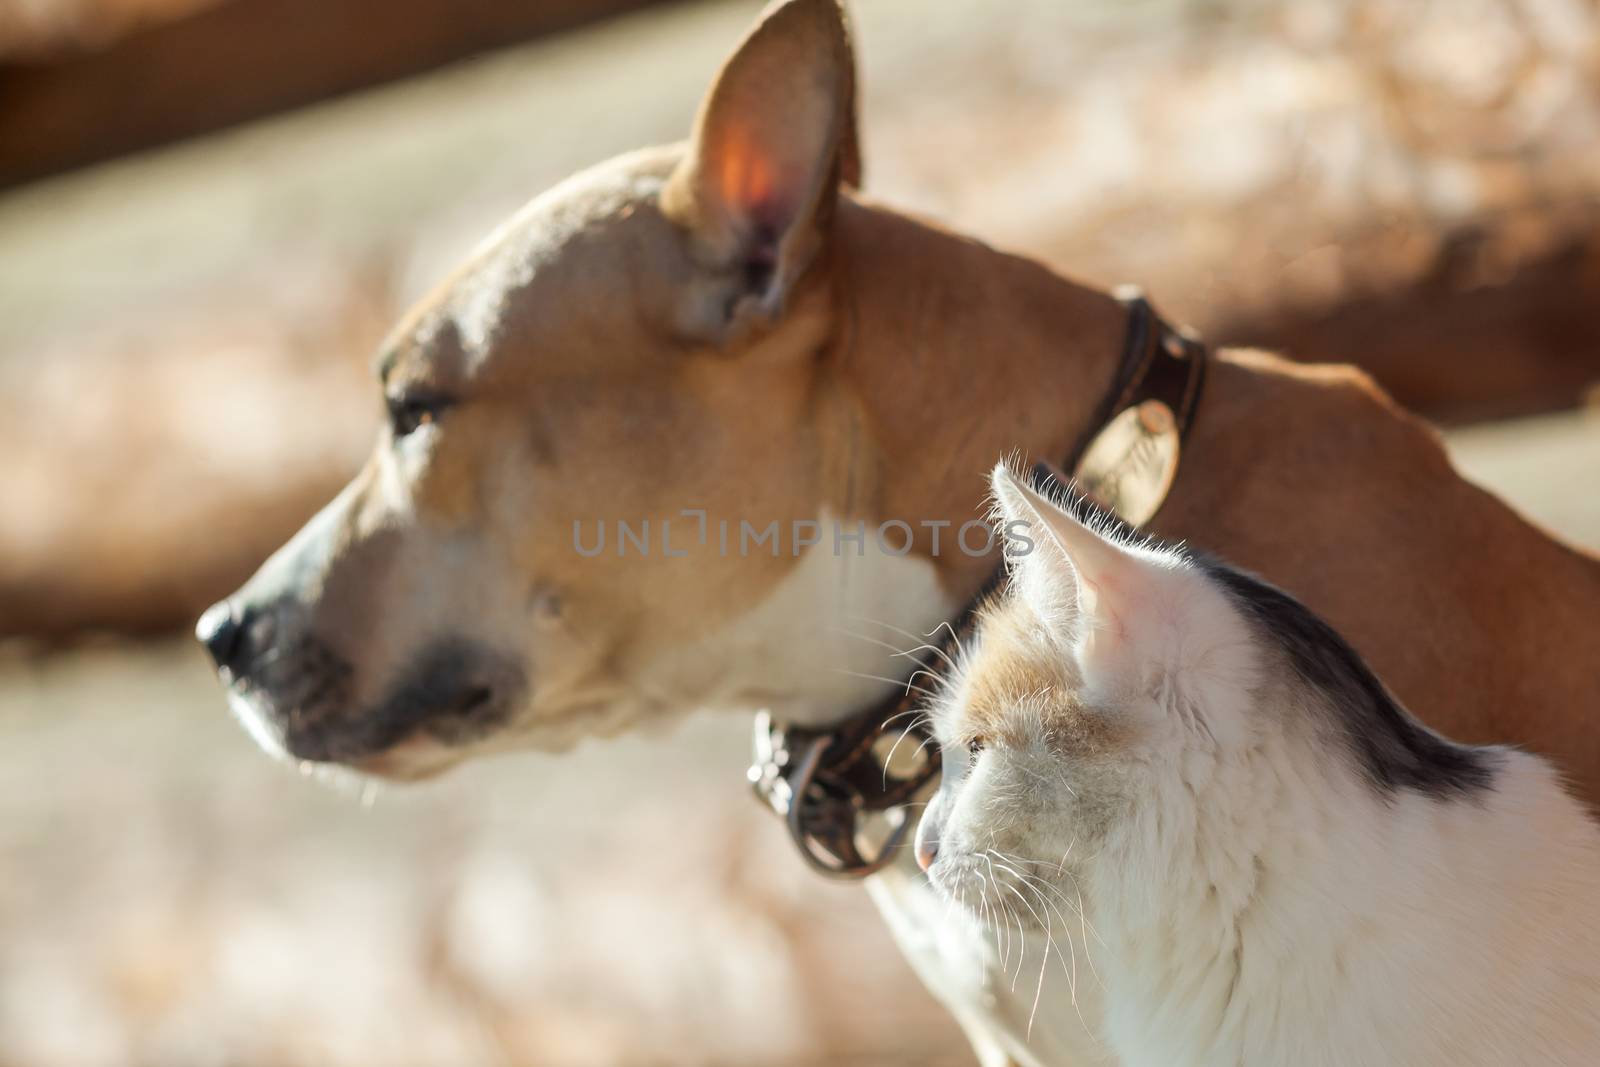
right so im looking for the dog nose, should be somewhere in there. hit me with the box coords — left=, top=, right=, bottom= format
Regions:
left=196, top=601, right=245, bottom=674
left=916, top=838, right=938, bottom=873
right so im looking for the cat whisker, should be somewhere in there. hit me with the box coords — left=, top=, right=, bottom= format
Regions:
left=1028, top=928, right=1051, bottom=1039
left=987, top=893, right=1007, bottom=974
left=992, top=870, right=1056, bottom=979
left=1010, top=857, right=1109, bottom=963
left=1000, top=888, right=1040, bottom=991
left=987, top=851, right=1078, bottom=993
left=881, top=718, right=936, bottom=788
left=980, top=855, right=1024, bottom=986
left=1072, top=882, right=1105, bottom=984
left=973, top=868, right=1009, bottom=972
left=829, top=668, right=938, bottom=698
left=843, top=619, right=961, bottom=674
left=985, top=849, right=1104, bottom=993
left=1028, top=882, right=1094, bottom=1034
left=928, top=619, right=968, bottom=662
left=1012, top=903, right=1030, bottom=991
left=892, top=643, right=958, bottom=671
left=880, top=705, right=931, bottom=729
left=826, top=625, right=938, bottom=670
left=906, top=667, right=942, bottom=697
left=1033, top=842, right=1110, bottom=958
left=845, top=615, right=961, bottom=672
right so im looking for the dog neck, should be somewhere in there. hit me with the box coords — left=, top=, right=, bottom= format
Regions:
left=823, top=194, right=1130, bottom=600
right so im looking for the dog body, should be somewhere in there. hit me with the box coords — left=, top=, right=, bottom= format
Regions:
left=198, top=3, right=1600, bottom=1063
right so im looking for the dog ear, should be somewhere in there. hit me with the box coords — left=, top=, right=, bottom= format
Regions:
left=663, top=0, right=859, bottom=338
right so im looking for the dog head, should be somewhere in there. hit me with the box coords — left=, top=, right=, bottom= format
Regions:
left=197, top=0, right=971, bottom=778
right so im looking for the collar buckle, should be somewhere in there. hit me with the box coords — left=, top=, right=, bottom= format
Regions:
left=749, top=707, right=933, bottom=878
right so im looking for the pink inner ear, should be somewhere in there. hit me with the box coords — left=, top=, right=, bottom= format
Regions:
left=709, top=120, right=819, bottom=244
left=716, top=125, right=777, bottom=218
left=1077, top=571, right=1127, bottom=642
left=1072, top=569, right=1143, bottom=689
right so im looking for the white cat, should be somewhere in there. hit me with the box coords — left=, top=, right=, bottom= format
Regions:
left=913, top=463, right=1600, bottom=1067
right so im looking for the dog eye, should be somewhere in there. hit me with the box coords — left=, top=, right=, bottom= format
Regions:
left=387, top=393, right=451, bottom=438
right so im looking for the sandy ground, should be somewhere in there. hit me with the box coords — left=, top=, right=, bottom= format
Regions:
left=0, top=409, right=1595, bottom=1067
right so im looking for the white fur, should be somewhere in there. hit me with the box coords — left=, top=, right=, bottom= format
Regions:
left=1093, top=746, right=1600, bottom=1067
left=636, top=509, right=960, bottom=727
left=868, top=852, right=1114, bottom=1067
left=914, top=465, right=1600, bottom=1067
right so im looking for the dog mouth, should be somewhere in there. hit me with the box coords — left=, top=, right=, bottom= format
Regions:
left=226, top=637, right=527, bottom=767
left=350, top=736, right=473, bottom=781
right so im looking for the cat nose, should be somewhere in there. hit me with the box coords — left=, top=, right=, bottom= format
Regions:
left=916, top=838, right=938, bottom=872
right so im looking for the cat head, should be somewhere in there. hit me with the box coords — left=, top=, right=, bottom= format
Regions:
left=915, top=463, right=1263, bottom=923
left=916, top=464, right=1498, bottom=931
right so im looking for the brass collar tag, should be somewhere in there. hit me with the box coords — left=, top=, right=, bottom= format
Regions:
left=1071, top=287, right=1209, bottom=526
left=1073, top=399, right=1181, bottom=527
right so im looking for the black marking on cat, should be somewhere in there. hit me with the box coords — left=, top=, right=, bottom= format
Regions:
left=1197, top=556, right=1501, bottom=801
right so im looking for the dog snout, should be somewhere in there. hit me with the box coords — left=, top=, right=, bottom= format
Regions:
left=197, top=600, right=245, bottom=675
left=197, top=598, right=281, bottom=676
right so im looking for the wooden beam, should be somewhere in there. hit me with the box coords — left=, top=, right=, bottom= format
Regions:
left=0, top=0, right=671, bottom=188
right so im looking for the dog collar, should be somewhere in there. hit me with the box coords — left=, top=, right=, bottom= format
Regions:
left=748, top=288, right=1209, bottom=878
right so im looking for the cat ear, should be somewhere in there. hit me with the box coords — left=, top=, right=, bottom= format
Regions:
left=661, top=0, right=860, bottom=335
left=990, top=464, right=1163, bottom=680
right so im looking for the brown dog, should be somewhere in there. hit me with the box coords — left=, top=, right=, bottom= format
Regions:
left=197, top=1, right=1600, bottom=1062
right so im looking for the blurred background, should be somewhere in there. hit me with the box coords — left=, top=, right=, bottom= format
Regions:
left=1, top=0, right=1598, bottom=1064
